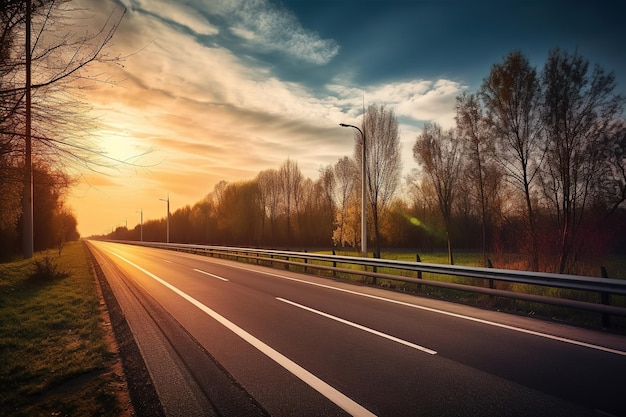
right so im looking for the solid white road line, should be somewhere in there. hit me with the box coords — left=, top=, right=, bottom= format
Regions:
left=109, top=252, right=377, bottom=417
left=193, top=268, right=229, bottom=282
left=224, top=263, right=626, bottom=357
left=277, top=297, right=437, bottom=355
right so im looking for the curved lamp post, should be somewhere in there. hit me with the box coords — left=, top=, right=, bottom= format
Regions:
left=339, top=123, right=367, bottom=256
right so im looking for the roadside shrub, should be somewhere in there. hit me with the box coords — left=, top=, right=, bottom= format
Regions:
left=28, top=255, right=70, bottom=284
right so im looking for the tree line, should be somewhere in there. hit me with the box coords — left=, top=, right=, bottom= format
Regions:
left=1, top=1, right=124, bottom=260
left=110, top=49, right=626, bottom=274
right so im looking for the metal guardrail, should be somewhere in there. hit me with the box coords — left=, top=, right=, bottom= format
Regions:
left=110, top=240, right=626, bottom=322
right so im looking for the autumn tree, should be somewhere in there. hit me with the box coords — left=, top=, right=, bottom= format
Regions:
left=356, top=104, right=402, bottom=257
left=0, top=161, right=79, bottom=258
left=541, top=48, right=625, bottom=272
left=413, top=123, right=463, bottom=264
left=481, top=51, right=544, bottom=270
left=53, top=206, right=79, bottom=252
left=30, top=164, right=78, bottom=251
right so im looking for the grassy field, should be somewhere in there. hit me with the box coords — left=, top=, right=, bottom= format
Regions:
left=0, top=241, right=127, bottom=417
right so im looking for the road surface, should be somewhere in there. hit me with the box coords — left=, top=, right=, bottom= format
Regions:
left=87, top=240, right=626, bottom=417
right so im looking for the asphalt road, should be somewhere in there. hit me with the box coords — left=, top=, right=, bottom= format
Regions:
left=87, top=240, right=626, bottom=417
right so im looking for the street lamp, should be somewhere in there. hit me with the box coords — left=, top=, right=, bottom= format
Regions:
left=159, top=194, right=170, bottom=243
left=339, top=123, right=367, bottom=256
left=136, top=209, right=143, bottom=242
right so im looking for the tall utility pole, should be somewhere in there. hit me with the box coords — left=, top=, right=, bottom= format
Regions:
left=339, top=123, right=367, bottom=256
left=159, top=194, right=170, bottom=243
left=22, top=0, right=34, bottom=258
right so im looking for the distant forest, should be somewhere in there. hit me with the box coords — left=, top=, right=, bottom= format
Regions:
left=106, top=49, right=626, bottom=275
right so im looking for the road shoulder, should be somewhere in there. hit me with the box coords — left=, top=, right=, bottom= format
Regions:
left=87, top=242, right=166, bottom=417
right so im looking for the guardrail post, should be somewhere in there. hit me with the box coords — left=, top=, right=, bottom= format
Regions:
left=415, top=254, right=422, bottom=279
left=332, top=249, right=337, bottom=277
left=303, top=249, right=308, bottom=273
left=416, top=253, right=422, bottom=292
left=285, top=255, right=289, bottom=270
left=372, top=251, right=378, bottom=285
left=487, top=258, right=495, bottom=289
left=600, top=266, right=611, bottom=328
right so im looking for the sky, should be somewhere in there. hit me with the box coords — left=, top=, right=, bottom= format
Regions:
left=67, top=0, right=626, bottom=237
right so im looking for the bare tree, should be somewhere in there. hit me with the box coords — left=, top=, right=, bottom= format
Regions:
left=602, top=120, right=626, bottom=215
left=455, top=92, right=496, bottom=265
left=413, top=123, right=463, bottom=264
left=1, top=1, right=30, bottom=159
left=355, top=104, right=402, bottom=257
left=257, top=168, right=281, bottom=244
left=541, top=48, right=625, bottom=272
left=278, top=158, right=303, bottom=244
left=315, top=165, right=336, bottom=244
left=216, top=180, right=262, bottom=246
left=2, top=0, right=126, bottom=166
left=1, top=0, right=125, bottom=257
left=190, top=196, right=217, bottom=244
left=481, top=51, right=544, bottom=271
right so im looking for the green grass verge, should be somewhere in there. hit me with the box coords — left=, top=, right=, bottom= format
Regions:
left=0, top=241, right=122, bottom=417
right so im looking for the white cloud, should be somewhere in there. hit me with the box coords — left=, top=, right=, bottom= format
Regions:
left=117, top=0, right=339, bottom=63
left=167, top=5, right=218, bottom=36
left=230, top=26, right=255, bottom=41
left=328, top=78, right=465, bottom=128
left=228, top=0, right=339, bottom=65
left=394, top=80, right=465, bottom=128
left=126, top=0, right=219, bottom=35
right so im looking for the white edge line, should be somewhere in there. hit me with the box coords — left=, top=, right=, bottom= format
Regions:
left=193, top=268, right=229, bottom=281
left=109, top=252, right=377, bottom=417
left=224, top=263, right=626, bottom=357
left=277, top=297, right=437, bottom=355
